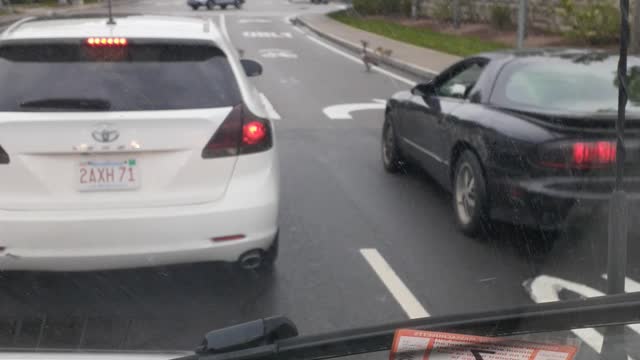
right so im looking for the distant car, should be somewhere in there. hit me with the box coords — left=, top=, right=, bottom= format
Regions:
left=0, top=15, right=279, bottom=272
left=383, top=49, right=640, bottom=236
left=188, top=0, right=243, bottom=10
left=311, top=0, right=329, bottom=3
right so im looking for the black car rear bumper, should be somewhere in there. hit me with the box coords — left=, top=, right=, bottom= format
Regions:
left=489, top=176, right=640, bottom=228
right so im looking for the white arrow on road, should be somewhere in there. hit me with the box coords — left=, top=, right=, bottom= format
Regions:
left=323, top=99, right=387, bottom=120
left=259, top=48, right=298, bottom=59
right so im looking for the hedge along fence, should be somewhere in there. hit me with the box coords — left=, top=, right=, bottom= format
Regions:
left=417, top=0, right=621, bottom=35
left=351, top=0, right=623, bottom=45
left=351, top=0, right=415, bottom=16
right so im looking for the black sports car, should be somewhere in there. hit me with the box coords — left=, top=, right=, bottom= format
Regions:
left=383, top=49, right=640, bottom=235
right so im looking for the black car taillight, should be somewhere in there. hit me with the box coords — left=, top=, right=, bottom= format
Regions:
left=202, top=104, right=272, bottom=159
left=0, top=146, right=9, bottom=164
left=537, top=140, right=616, bottom=170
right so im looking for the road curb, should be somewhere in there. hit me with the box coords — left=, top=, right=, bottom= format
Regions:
left=294, top=15, right=436, bottom=80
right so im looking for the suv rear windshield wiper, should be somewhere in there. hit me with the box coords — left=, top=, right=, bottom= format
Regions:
left=19, top=98, right=111, bottom=111
left=177, top=292, right=640, bottom=360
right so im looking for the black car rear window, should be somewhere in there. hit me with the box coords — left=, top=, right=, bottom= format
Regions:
left=0, top=41, right=242, bottom=111
left=491, top=55, right=640, bottom=114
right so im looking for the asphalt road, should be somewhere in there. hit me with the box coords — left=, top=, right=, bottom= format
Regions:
left=0, top=1, right=639, bottom=358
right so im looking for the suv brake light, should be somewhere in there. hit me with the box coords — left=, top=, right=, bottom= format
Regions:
left=202, top=104, right=272, bottom=159
left=86, top=37, right=128, bottom=47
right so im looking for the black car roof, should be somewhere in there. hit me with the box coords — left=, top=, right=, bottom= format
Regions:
left=476, top=48, right=616, bottom=63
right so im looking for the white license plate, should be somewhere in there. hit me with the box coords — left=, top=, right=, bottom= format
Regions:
left=77, top=159, right=140, bottom=191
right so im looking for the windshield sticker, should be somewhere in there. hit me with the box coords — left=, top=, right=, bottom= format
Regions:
left=389, top=330, right=578, bottom=360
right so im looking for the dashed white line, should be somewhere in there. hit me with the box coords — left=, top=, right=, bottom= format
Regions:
left=360, top=248, right=429, bottom=319
left=259, top=93, right=282, bottom=120
left=306, top=35, right=416, bottom=86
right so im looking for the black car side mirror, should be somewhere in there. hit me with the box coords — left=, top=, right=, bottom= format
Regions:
left=196, top=316, right=298, bottom=354
left=411, top=82, right=435, bottom=97
left=241, top=59, right=263, bottom=77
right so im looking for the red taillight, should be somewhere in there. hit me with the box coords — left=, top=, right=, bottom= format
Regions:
left=86, top=37, right=128, bottom=47
left=539, top=140, right=617, bottom=169
left=202, top=105, right=243, bottom=159
left=243, top=121, right=267, bottom=145
left=573, top=141, right=616, bottom=167
left=0, top=146, right=9, bottom=165
left=202, top=105, right=272, bottom=159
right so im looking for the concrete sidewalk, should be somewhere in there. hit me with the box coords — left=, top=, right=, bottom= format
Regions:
left=296, top=13, right=461, bottom=79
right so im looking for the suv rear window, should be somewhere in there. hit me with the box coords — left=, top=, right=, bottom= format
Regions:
left=0, top=41, right=242, bottom=111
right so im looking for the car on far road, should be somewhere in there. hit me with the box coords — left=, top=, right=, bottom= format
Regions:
left=383, top=49, right=640, bottom=236
left=0, top=15, right=279, bottom=272
left=188, top=0, right=243, bottom=10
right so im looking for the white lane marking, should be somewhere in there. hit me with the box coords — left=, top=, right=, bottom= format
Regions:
left=238, top=18, right=272, bottom=24
left=625, top=277, right=640, bottom=292
left=259, top=48, right=298, bottom=59
left=360, top=248, right=429, bottom=319
left=243, top=31, right=293, bottom=38
left=259, top=93, right=281, bottom=120
left=306, top=35, right=416, bottom=86
left=527, top=274, right=637, bottom=359
left=602, top=274, right=640, bottom=292
left=601, top=274, right=640, bottom=337
left=219, top=14, right=231, bottom=42
left=323, top=101, right=386, bottom=120
left=293, top=26, right=305, bottom=34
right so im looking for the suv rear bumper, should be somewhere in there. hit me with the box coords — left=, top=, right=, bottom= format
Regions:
left=0, top=204, right=277, bottom=271
left=0, top=152, right=279, bottom=271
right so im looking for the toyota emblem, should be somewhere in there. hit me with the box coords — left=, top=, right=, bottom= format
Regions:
left=92, top=124, right=119, bottom=143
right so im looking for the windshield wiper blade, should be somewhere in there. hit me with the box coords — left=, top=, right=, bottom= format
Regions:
left=19, top=98, right=111, bottom=111
left=179, top=291, right=640, bottom=360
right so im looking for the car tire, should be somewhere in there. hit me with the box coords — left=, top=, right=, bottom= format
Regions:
left=205, top=1, right=213, bottom=9
left=452, top=150, right=490, bottom=236
left=234, top=0, right=241, bottom=8
left=220, top=4, right=227, bottom=9
left=190, top=4, right=199, bottom=9
left=381, top=116, right=404, bottom=173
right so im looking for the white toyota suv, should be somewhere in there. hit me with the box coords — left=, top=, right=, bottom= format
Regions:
left=0, top=15, right=279, bottom=272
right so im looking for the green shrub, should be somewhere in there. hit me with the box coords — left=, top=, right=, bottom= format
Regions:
left=352, top=0, right=381, bottom=15
left=489, top=4, right=512, bottom=30
left=557, top=0, right=620, bottom=45
left=432, top=0, right=452, bottom=22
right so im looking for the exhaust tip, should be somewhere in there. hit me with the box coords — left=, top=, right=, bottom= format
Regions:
left=238, top=250, right=264, bottom=270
